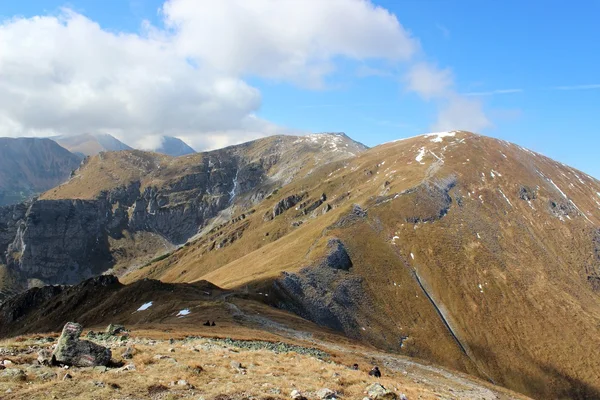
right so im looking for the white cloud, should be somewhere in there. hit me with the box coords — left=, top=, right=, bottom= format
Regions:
left=464, top=89, right=523, bottom=96
left=405, top=62, right=491, bottom=133
left=432, top=95, right=491, bottom=133
left=551, top=84, right=600, bottom=91
left=162, top=0, right=417, bottom=87
left=405, top=62, right=453, bottom=100
left=0, top=0, right=416, bottom=150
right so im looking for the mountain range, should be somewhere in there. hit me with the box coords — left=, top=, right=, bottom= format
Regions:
left=0, top=134, right=197, bottom=206
left=1, top=131, right=599, bottom=399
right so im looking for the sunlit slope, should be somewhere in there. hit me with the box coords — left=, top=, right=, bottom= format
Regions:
left=125, top=131, right=600, bottom=399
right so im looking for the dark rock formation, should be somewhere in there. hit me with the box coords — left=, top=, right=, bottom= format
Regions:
left=52, top=322, right=111, bottom=367
left=273, top=238, right=367, bottom=337
left=266, top=193, right=308, bottom=221
left=518, top=185, right=537, bottom=201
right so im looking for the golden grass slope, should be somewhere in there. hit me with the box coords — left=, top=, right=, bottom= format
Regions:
left=123, top=131, right=600, bottom=399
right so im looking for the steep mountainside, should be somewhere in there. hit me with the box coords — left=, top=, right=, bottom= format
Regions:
left=2, top=131, right=600, bottom=399
left=0, top=138, right=82, bottom=206
left=153, top=135, right=196, bottom=156
left=0, top=133, right=366, bottom=297
left=53, top=133, right=132, bottom=156
left=121, top=131, right=600, bottom=400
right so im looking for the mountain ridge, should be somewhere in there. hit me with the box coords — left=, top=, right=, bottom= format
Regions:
left=1, top=130, right=600, bottom=399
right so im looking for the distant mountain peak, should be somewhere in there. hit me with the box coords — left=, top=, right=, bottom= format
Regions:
left=53, top=133, right=131, bottom=156
left=152, top=136, right=196, bottom=157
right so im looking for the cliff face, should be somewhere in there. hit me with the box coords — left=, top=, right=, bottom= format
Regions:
left=0, top=133, right=365, bottom=293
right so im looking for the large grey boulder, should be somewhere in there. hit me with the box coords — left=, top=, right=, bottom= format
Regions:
left=52, top=322, right=111, bottom=367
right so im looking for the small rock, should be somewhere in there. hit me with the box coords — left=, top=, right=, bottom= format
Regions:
left=63, top=373, right=73, bottom=381
left=37, top=349, right=53, bottom=366
left=168, top=348, right=175, bottom=353
left=6, top=388, right=12, bottom=393
left=230, top=360, right=243, bottom=369
left=121, top=346, right=135, bottom=360
left=365, top=383, right=397, bottom=399
left=400, top=395, right=408, bottom=400
left=115, top=364, right=136, bottom=373
left=93, top=381, right=105, bottom=388
left=316, top=388, right=336, bottom=399
left=290, top=389, right=308, bottom=400
left=1, top=369, right=26, bottom=382
left=3, top=360, right=13, bottom=366
left=94, top=366, right=108, bottom=373
left=37, top=371, right=58, bottom=380
left=105, top=324, right=127, bottom=336
left=177, top=379, right=188, bottom=386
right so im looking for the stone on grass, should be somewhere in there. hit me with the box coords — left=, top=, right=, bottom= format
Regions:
left=52, top=322, right=112, bottom=367
left=317, top=388, right=336, bottom=399
left=366, top=383, right=397, bottom=399
left=0, top=369, right=26, bottom=382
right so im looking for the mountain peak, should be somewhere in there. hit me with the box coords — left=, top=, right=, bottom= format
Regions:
left=152, top=136, right=196, bottom=157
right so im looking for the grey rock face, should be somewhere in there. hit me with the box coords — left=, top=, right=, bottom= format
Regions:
left=52, top=322, right=112, bottom=367
left=274, top=238, right=368, bottom=337
left=267, top=193, right=307, bottom=221
left=0, top=133, right=365, bottom=294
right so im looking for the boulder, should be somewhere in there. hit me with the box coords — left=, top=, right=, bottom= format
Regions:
left=316, top=388, right=336, bottom=399
left=365, top=383, right=397, bottom=399
left=52, top=322, right=112, bottom=367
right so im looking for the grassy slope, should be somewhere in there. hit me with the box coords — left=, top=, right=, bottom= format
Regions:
left=122, top=132, right=600, bottom=399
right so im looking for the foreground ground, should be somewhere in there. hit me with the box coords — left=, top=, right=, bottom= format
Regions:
left=0, top=323, right=529, bottom=400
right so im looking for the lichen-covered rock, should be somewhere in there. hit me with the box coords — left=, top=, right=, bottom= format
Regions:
left=52, top=322, right=111, bottom=367
left=366, top=383, right=397, bottom=399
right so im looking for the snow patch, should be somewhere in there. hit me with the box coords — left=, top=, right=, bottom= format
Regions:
left=425, top=131, right=457, bottom=143
left=415, top=147, right=426, bottom=164
left=136, top=302, right=153, bottom=312
left=177, top=309, right=191, bottom=317
left=410, top=252, right=415, bottom=260
left=498, top=189, right=513, bottom=207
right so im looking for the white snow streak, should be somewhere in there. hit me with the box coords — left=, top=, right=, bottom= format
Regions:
left=498, top=189, right=513, bottom=207
left=415, top=147, right=426, bottom=164
left=136, top=302, right=153, bottom=311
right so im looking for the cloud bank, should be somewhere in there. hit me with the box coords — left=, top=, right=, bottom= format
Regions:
left=0, top=0, right=419, bottom=150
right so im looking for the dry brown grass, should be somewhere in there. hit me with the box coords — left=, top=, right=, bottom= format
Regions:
left=0, top=329, right=527, bottom=400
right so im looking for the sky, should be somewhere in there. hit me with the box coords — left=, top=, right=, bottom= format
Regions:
left=0, top=1, right=599, bottom=178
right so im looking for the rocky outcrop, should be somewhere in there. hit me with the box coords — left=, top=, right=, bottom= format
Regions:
left=273, top=238, right=367, bottom=336
left=264, top=193, right=308, bottom=221
left=52, top=322, right=112, bottom=367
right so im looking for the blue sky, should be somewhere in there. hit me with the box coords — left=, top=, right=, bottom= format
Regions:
left=1, top=1, right=599, bottom=178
